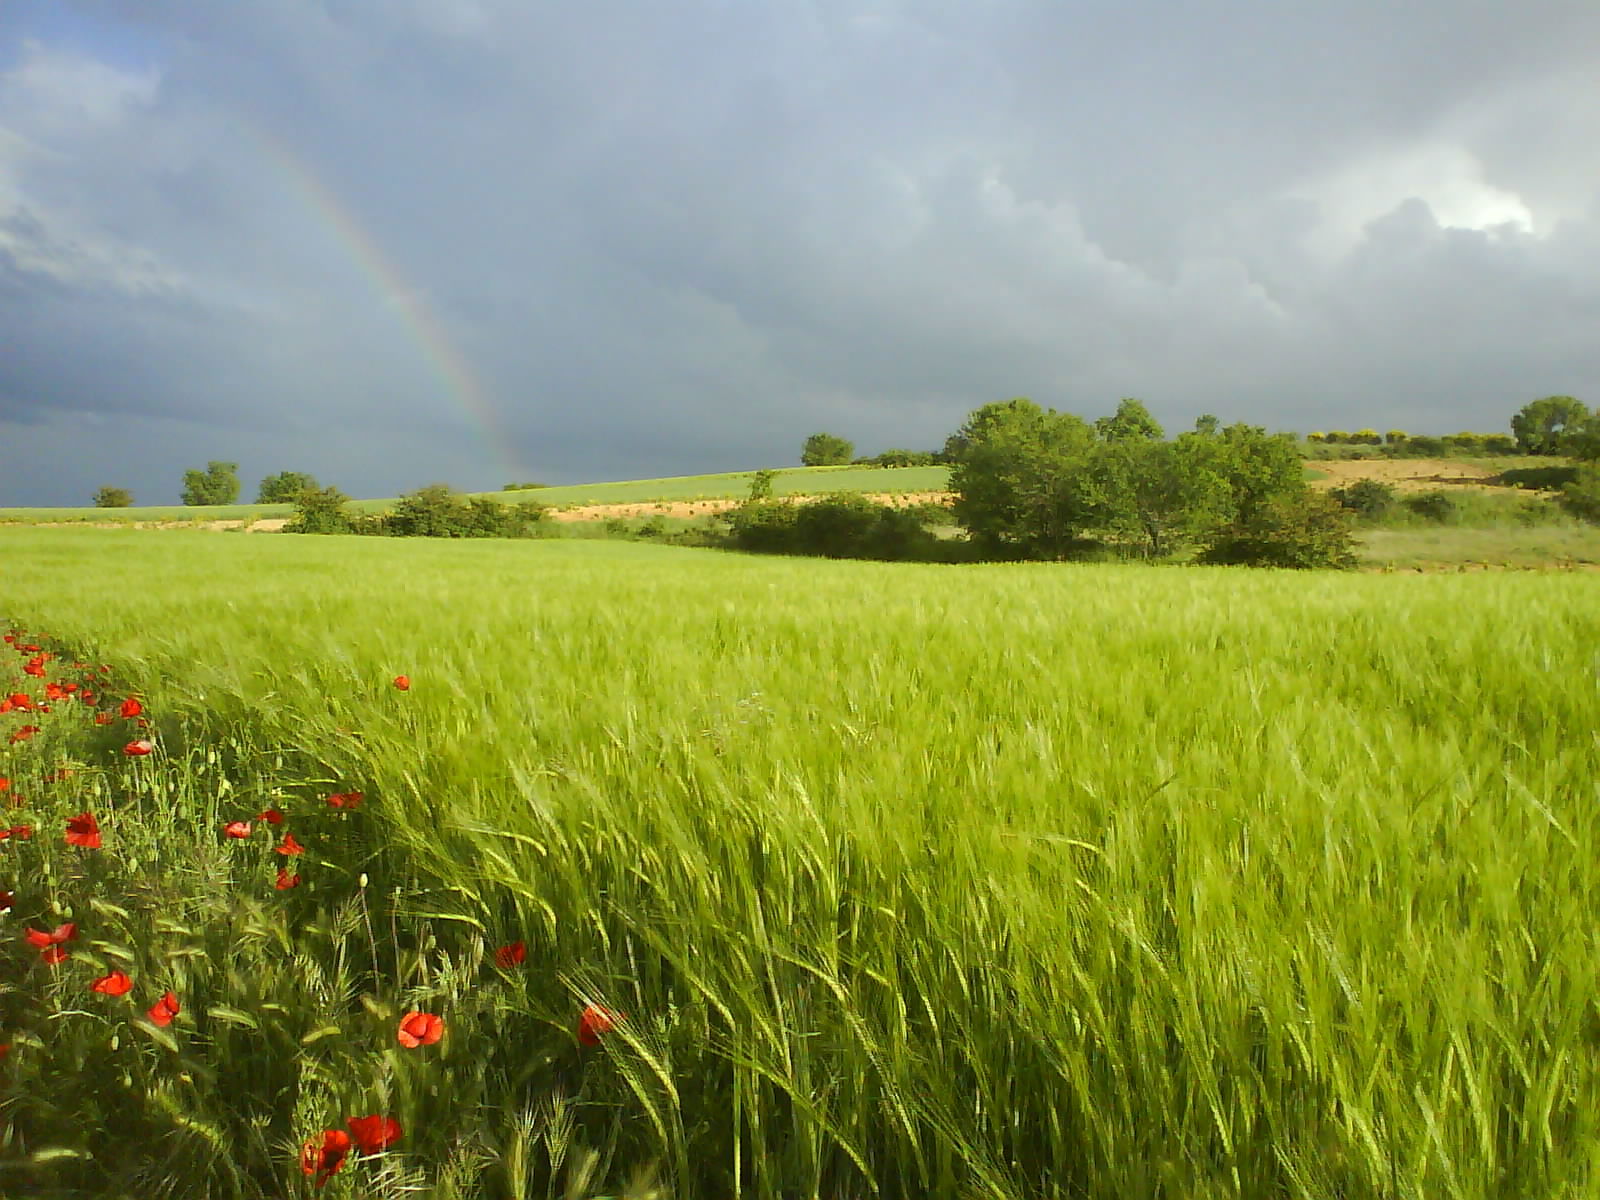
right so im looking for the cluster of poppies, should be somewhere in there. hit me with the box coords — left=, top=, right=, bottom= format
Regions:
left=3, top=633, right=626, bottom=1188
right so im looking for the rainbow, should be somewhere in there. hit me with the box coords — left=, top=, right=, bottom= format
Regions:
left=250, top=127, right=521, bottom=482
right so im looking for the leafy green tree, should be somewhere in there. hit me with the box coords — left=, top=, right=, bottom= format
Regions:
left=1215, top=423, right=1307, bottom=521
left=1194, top=414, right=1221, bottom=437
left=747, top=469, right=777, bottom=501
left=180, top=461, right=241, bottom=506
left=947, top=398, right=1098, bottom=558
left=1081, top=435, right=1229, bottom=556
left=256, top=471, right=320, bottom=503
left=1094, top=398, right=1164, bottom=442
left=1511, top=396, right=1589, bottom=455
left=800, top=432, right=855, bottom=466
left=93, top=486, right=133, bottom=508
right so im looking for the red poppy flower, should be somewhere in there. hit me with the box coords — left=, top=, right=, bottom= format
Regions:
left=345, top=1114, right=402, bottom=1155
left=24, top=922, right=76, bottom=948
left=258, top=808, right=285, bottom=825
left=44, top=683, right=66, bottom=701
left=40, top=946, right=69, bottom=966
left=275, top=868, right=301, bottom=890
left=0, top=892, right=13, bottom=912
left=147, top=991, right=180, bottom=1027
left=65, top=812, right=101, bottom=849
left=0, top=778, right=8, bottom=793
left=91, top=970, right=134, bottom=997
left=392, top=675, right=410, bottom=691
left=275, top=833, right=304, bottom=856
left=8, top=826, right=32, bottom=840
left=0, top=699, right=11, bottom=714
left=494, top=941, right=527, bottom=968
left=326, top=791, right=363, bottom=810
left=80, top=691, right=97, bottom=705
left=9, top=726, right=39, bottom=744
left=300, top=1129, right=351, bottom=1188
left=63, top=682, right=78, bottom=694
left=23, top=657, right=46, bottom=678
left=577, top=1004, right=622, bottom=1047
left=396, top=1011, right=443, bottom=1048
left=8, top=693, right=32, bottom=710
left=123, top=739, right=154, bottom=756
left=119, top=697, right=142, bottom=719
left=222, top=820, right=252, bottom=839
left=94, top=712, right=113, bottom=725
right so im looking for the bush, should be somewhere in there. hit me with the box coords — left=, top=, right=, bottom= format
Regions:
left=1499, top=466, right=1579, bottom=491
left=1481, top=434, right=1519, bottom=455
left=93, top=486, right=133, bottom=508
left=747, top=469, right=776, bottom=502
left=1199, top=492, right=1356, bottom=569
left=284, top=486, right=355, bottom=534
left=1557, top=466, right=1600, bottom=524
left=1403, top=490, right=1460, bottom=523
left=723, top=495, right=939, bottom=560
left=1352, top=429, right=1383, bottom=446
left=292, top=485, right=547, bottom=538
left=1305, top=432, right=1326, bottom=444
left=862, top=449, right=940, bottom=468
left=1384, top=430, right=1409, bottom=445
left=1403, top=435, right=1446, bottom=456
left=1330, top=479, right=1399, bottom=521
left=501, top=481, right=549, bottom=491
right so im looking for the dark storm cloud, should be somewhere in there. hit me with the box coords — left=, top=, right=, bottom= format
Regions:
left=2, top=0, right=1598, bottom=504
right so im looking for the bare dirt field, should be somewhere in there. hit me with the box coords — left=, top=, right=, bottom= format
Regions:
left=1305, top=458, right=1508, bottom=493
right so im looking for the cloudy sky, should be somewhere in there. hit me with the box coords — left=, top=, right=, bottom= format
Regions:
left=2, top=1, right=1598, bottom=506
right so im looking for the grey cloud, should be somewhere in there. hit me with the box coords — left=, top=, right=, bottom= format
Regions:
left=2, top=0, right=1598, bottom=505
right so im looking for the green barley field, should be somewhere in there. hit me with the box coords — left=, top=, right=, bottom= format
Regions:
left=2, top=527, right=1598, bottom=1199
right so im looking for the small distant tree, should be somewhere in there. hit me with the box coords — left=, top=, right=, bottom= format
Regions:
left=747, top=469, right=777, bottom=502
left=1094, top=398, right=1164, bottom=442
left=1569, top=412, right=1600, bottom=463
left=1352, top=429, right=1382, bottom=446
left=1330, top=479, right=1398, bottom=521
left=1194, top=414, right=1221, bottom=437
left=93, top=486, right=133, bottom=508
left=1511, top=396, right=1589, bottom=455
left=1384, top=430, right=1410, bottom=445
left=181, top=461, right=241, bottom=507
left=256, top=471, right=320, bottom=503
left=1305, top=431, right=1326, bottom=444
left=800, top=433, right=854, bottom=467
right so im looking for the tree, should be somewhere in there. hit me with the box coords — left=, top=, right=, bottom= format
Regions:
left=181, top=461, right=241, bottom=506
left=93, top=486, right=133, bottom=508
left=1094, top=398, right=1164, bottom=442
left=800, top=432, right=854, bottom=467
left=257, top=471, right=320, bottom=503
left=1081, top=435, right=1229, bottom=557
left=1569, top=412, right=1600, bottom=463
left=1511, top=396, right=1589, bottom=455
left=947, top=398, right=1098, bottom=558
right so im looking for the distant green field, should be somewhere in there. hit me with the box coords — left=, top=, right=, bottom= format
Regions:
left=2, top=527, right=1597, bottom=1197
left=0, top=465, right=950, bottom=524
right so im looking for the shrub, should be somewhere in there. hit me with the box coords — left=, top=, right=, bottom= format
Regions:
left=93, top=486, right=133, bottom=508
left=1353, top=429, right=1383, bottom=446
left=284, top=486, right=355, bottom=534
left=1557, top=466, right=1600, bottom=524
left=1403, top=435, right=1446, bottom=456
left=1305, top=432, right=1326, bottom=443
left=1403, top=491, right=1460, bottom=523
left=1324, top=431, right=1350, bottom=444
left=1330, top=479, right=1399, bottom=521
left=1481, top=434, right=1519, bottom=455
left=1442, top=432, right=1485, bottom=454
left=1499, top=466, right=1579, bottom=491
left=747, top=469, right=776, bottom=502
left=1384, top=430, right=1409, bottom=445
left=722, top=499, right=801, bottom=554
left=1199, top=491, right=1356, bottom=569
left=862, top=449, right=940, bottom=467
left=501, top=481, right=550, bottom=491
left=723, top=495, right=939, bottom=560
left=326, top=485, right=549, bottom=538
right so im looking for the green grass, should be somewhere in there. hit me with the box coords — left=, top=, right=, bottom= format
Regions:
left=2, top=528, right=1598, bottom=1198
left=0, top=466, right=950, bottom=524
left=1358, top=525, right=1600, bottom=568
